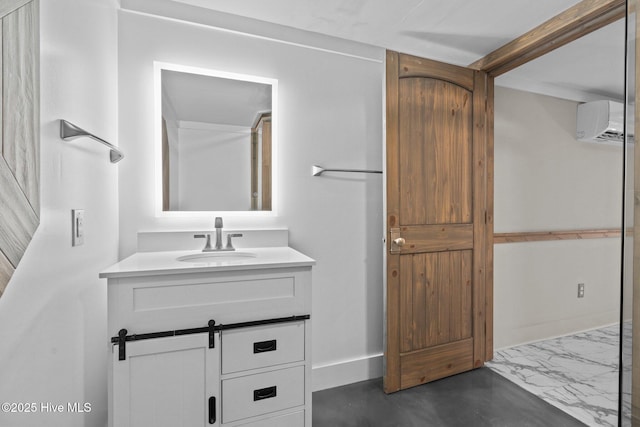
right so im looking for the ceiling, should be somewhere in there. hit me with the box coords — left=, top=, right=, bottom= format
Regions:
left=162, top=69, right=272, bottom=127
left=171, top=0, right=626, bottom=102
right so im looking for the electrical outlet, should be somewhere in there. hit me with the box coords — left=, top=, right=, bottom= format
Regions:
left=72, top=209, right=84, bottom=247
left=577, top=283, right=585, bottom=298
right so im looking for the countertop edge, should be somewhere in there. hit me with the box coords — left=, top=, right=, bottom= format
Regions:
left=99, top=260, right=315, bottom=279
left=99, top=247, right=316, bottom=280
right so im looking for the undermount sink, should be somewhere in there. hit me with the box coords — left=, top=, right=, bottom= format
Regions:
left=176, top=252, right=257, bottom=263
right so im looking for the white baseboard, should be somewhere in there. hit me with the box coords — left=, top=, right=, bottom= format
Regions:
left=312, top=353, right=383, bottom=391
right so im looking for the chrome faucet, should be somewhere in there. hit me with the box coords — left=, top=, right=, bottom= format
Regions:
left=214, top=217, right=224, bottom=250
left=194, top=217, right=243, bottom=252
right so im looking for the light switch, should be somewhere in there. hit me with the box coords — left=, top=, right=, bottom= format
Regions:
left=72, top=209, right=84, bottom=246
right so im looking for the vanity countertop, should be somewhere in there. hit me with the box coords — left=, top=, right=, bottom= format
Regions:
left=99, top=246, right=315, bottom=279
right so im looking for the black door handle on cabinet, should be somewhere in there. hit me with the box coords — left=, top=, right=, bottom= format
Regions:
left=253, top=386, right=277, bottom=401
left=208, top=396, right=216, bottom=424
left=253, top=339, right=277, bottom=353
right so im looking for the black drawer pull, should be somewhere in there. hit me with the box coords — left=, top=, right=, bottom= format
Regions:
left=253, top=386, right=277, bottom=401
left=208, top=396, right=216, bottom=424
left=253, top=339, right=277, bottom=354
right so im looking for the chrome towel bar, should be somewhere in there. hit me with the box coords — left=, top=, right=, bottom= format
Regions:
left=60, top=119, right=124, bottom=163
left=312, top=165, right=382, bottom=176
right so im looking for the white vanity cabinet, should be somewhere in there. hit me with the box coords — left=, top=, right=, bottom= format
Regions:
left=101, top=247, right=314, bottom=427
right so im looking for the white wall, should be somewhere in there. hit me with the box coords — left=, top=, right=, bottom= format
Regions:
left=493, top=86, right=623, bottom=349
left=0, top=1, right=119, bottom=426
left=177, top=124, right=251, bottom=211
left=118, top=3, right=384, bottom=389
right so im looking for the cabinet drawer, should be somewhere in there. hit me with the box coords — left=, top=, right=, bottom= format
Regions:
left=222, top=366, right=304, bottom=423
left=108, top=267, right=312, bottom=336
left=235, top=410, right=304, bottom=426
left=222, top=322, right=305, bottom=374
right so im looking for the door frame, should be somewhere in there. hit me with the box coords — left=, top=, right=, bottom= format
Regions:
left=383, top=0, right=626, bottom=392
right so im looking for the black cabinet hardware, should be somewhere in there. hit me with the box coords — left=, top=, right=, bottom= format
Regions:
left=208, top=396, right=216, bottom=424
left=208, top=320, right=216, bottom=349
left=118, top=329, right=127, bottom=361
left=111, top=315, right=310, bottom=361
left=253, top=339, right=277, bottom=354
left=253, top=386, right=277, bottom=401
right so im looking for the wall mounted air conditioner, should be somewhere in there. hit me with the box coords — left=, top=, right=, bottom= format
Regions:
left=576, top=100, right=631, bottom=145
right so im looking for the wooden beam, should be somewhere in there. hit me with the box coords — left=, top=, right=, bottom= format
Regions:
left=469, top=0, right=625, bottom=76
left=494, top=228, right=623, bottom=244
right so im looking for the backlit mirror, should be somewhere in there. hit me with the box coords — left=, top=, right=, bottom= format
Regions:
left=155, top=63, right=277, bottom=214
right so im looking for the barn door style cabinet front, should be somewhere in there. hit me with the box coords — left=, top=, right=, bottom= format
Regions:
left=112, top=333, right=221, bottom=426
left=101, top=248, right=314, bottom=427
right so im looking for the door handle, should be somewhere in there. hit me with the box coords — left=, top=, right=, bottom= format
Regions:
left=209, top=396, right=216, bottom=424
left=390, top=228, right=404, bottom=254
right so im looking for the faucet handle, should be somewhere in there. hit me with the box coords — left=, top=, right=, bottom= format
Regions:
left=225, top=233, right=243, bottom=250
left=215, top=217, right=223, bottom=228
left=194, top=233, right=213, bottom=251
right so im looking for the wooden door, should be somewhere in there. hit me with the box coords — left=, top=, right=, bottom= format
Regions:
left=0, top=0, right=40, bottom=297
left=384, top=51, right=492, bottom=393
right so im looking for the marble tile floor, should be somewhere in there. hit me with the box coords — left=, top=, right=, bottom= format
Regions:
left=487, top=323, right=631, bottom=427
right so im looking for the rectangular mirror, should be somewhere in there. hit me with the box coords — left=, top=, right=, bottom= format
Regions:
left=155, top=62, right=277, bottom=214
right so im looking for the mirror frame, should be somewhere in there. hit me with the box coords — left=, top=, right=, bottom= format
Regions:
left=153, top=61, right=278, bottom=217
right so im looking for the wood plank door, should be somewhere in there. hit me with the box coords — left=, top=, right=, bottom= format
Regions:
left=0, top=0, right=40, bottom=297
left=384, top=51, right=492, bottom=393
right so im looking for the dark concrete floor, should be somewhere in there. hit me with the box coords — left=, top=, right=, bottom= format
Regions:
left=312, top=368, right=588, bottom=427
